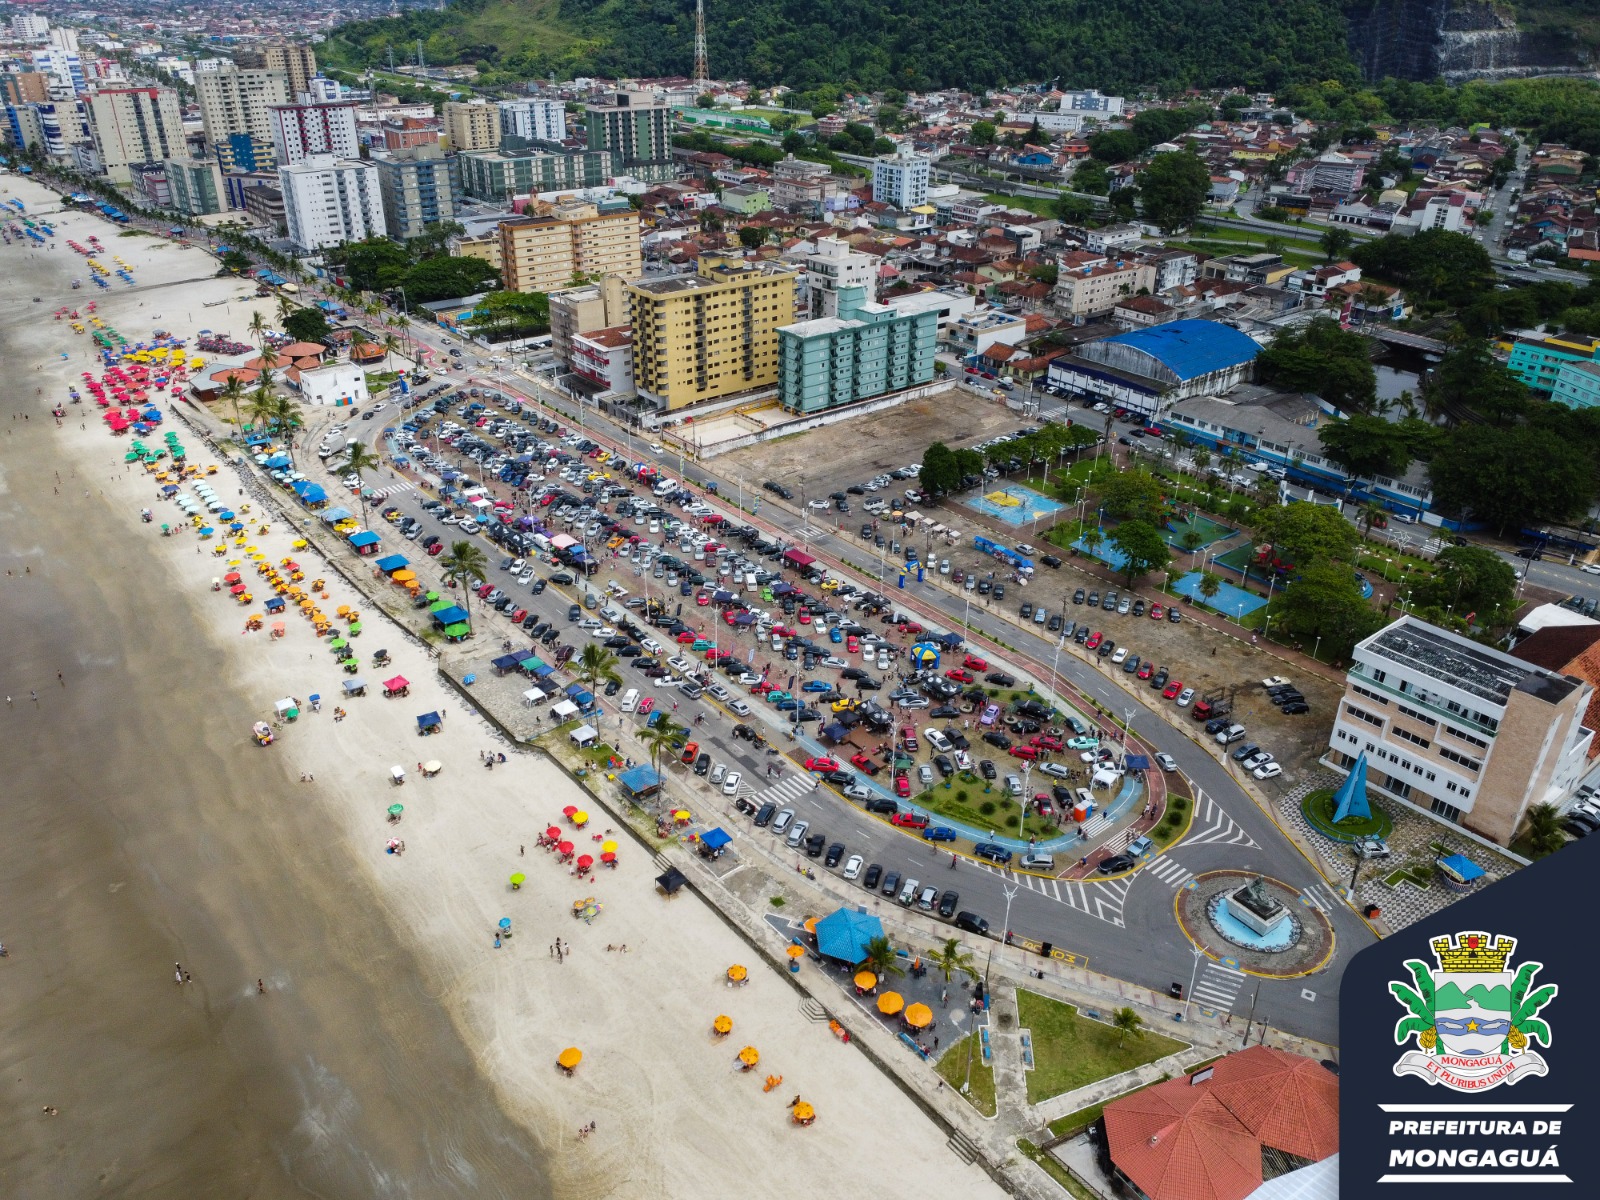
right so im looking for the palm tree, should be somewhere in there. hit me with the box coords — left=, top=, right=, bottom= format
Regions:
left=1082, top=526, right=1104, bottom=560
left=345, top=440, right=382, bottom=493
left=219, top=374, right=246, bottom=431
left=380, top=332, right=402, bottom=367
left=256, top=342, right=280, bottom=386
left=1198, top=571, right=1222, bottom=606
left=927, top=937, right=979, bottom=984
left=271, top=394, right=304, bottom=464
left=1180, top=528, right=1204, bottom=558
left=276, top=295, right=295, bottom=328
left=1192, top=447, right=1212, bottom=472
left=1112, top=1006, right=1146, bottom=1048
left=349, top=328, right=371, bottom=363
left=439, top=540, right=489, bottom=622
left=245, top=383, right=278, bottom=435
left=576, top=643, right=621, bottom=694
left=1358, top=502, right=1386, bottom=543
left=1253, top=475, right=1280, bottom=510
left=861, top=935, right=905, bottom=980
left=1519, top=803, right=1567, bottom=858
left=637, top=715, right=687, bottom=812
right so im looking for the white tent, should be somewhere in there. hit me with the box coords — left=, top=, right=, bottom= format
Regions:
left=550, top=699, right=580, bottom=721
left=568, top=723, right=598, bottom=747
left=1092, top=766, right=1124, bottom=789
left=522, top=687, right=547, bottom=706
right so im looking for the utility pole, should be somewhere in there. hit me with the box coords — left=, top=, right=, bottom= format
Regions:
left=1241, top=978, right=1262, bottom=1046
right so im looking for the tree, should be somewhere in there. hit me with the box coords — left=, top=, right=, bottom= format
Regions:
left=920, top=442, right=960, bottom=496
left=1256, top=317, right=1376, bottom=412
left=1319, top=226, right=1354, bottom=262
left=1097, top=467, right=1165, bottom=526
left=1108, top=519, right=1172, bottom=586
left=1138, top=150, right=1210, bottom=233
left=1053, top=194, right=1095, bottom=224
left=1426, top=343, right=1530, bottom=427
left=1197, top=571, right=1222, bottom=604
left=220, top=249, right=251, bottom=274
left=696, top=92, right=716, bottom=108
left=1251, top=499, right=1358, bottom=569
left=1087, top=129, right=1140, bottom=163
left=576, top=643, right=622, bottom=693
left=401, top=254, right=500, bottom=304
left=1317, top=412, right=1417, bottom=478
left=1277, top=559, right=1383, bottom=657
left=270, top=395, right=304, bottom=462
left=737, top=224, right=770, bottom=250
left=1519, top=803, right=1567, bottom=859
left=927, top=937, right=979, bottom=983
left=1413, top=545, right=1518, bottom=624
left=245, top=385, right=279, bottom=436
left=861, top=935, right=905, bottom=980
left=283, top=307, right=332, bottom=346
left=1082, top=526, right=1105, bottom=560
left=968, top=120, right=996, bottom=146
left=345, top=440, right=382, bottom=494
left=1349, top=229, right=1494, bottom=308
left=218, top=375, right=247, bottom=432
left=1428, top=425, right=1595, bottom=534
left=467, top=290, right=549, bottom=341
left=1112, top=1006, right=1146, bottom=1048
left=439, top=541, right=488, bottom=622
left=338, top=238, right=411, bottom=292
left=247, top=310, right=268, bottom=351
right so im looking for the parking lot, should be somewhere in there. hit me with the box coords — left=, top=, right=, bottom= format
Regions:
left=716, top=389, right=1020, bottom=503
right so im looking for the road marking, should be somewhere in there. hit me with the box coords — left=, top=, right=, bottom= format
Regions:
left=1192, top=961, right=1246, bottom=1010
left=976, top=862, right=1127, bottom=927
left=1180, top=794, right=1259, bottom=849
left=1143, top=855, right=1195, bottom=889
left=368, top=481, right=415, bottom=498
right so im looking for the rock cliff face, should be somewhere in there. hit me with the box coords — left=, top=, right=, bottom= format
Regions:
left=1344, top=0, right=1592, bottom=81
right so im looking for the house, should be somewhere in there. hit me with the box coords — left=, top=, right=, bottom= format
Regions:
left=1208, top=175, right=1240, bottom=204
left=1052, top=259, right=1157, bottom=320
left=1113, top=294, right=1175, bottom=327
left=1201, top=253, right=1294, bottom=287
left=1327, top=280, right=1408, bottom=323
left=1286, top=261, right=1361, bottom=300
left=1084, top=224, right=1142, bottom=254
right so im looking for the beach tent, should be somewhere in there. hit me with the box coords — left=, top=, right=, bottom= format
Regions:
left=374, top=554, right=409, bottom=573
left=321, top=507, right=353, bottom=524
left=814, top=908, right=884, bottom=964
left=1437, top=854, right=1486, bottom=885
left=568, top=724, right=599, bottom=748
left=655, top=866, right=688, bottom=896
left=442, top=623, right=471, bottom=641
left=430, top=605, right=469, bottom=628
left=348, top=530, right=380, bottom=555
left=550, top=699, right=580, bottom=721
left=492, top=653, right=522, bottom=673
left=701, top=828, right=732, bottom=853
left=618, top=765, right=662, bottom=799
left=416, top=711, right=442, bottom=733
left=521, top=687, right=547, bottom=705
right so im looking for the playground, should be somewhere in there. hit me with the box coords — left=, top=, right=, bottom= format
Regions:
left=969, top=484, right=1067, bottom=527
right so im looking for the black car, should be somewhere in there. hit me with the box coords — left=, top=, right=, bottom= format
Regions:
left=1097, top=639, right=1116, bottom=657
left=1205, top=716, right=1233, bottom=734
left=1047, top=613, right=1064, bottom=633
left=825, top=842, right=845, bottom=868
left=823, top=769, right=853, bottom=787
left=979, top=759, right=997, bottom=780
left=934, top=754, right=954, bottom=777
left=603, top=679, right=621, bottom=696
left=1072, top=588, right=1086, bottom=604
left=732, top=723, right=757, bottom=741
left=1040, top=554, right=1062, bottom=569
left=1122, top=654, right=1141, bottom=674
left=1086, top=590, right=1100, bottom=607
left=694, top=752, right=712, bottom=776
left=864, top=798, right=898, bottom=815
left=862, top=863, right=883, bottom=890
left=982, top=731, right=1012, bottom=749
left=1150, top=668, right=1169, bottom=690
left=955, top=911, right=989, bottom=935
left=735, top=797, right=758, bottom=816
left=1020, top=601, right=1034, bottom=620
left=1074, top=625, right=1091, bottom=644
left=993, top=583, right=1006, bottom=600
left=937, top=890, right=960, bottom=918
left=754, top=802, right=776, bottom=827
left=805, top=833, right=826, bottom=857
left=1098, top=853, right=1137, bottom=874
left=1280, top=701, right=1311, bottom=715
left=985, top=671, right=1016, bottom=686
left=973, top=842, right=1012, bottom=865
left=930, top=704, right=962, bottom=719
left=880, top=870, right=902, bottom=897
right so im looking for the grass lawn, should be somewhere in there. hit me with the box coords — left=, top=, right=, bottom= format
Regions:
left=1173, top=238, right=1320, bottom=269
left=1191, top=221, right=1324, bottom=250
left=914, top=783, right=1063, bottom=842
left=1017, top=989, right=1188, bottom=1105
left=1046, top=1055, right=1222, bottom=1137
left=983, top=192, right=1059, bottom=218
left=936, top=1031, right=997, bottom=1116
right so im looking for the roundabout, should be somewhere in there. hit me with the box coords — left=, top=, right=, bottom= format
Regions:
left=1176, top=870, right=1336, bottom=979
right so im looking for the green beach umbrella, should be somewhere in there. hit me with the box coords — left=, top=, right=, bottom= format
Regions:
left=328, top=637, right=348, bottom=650
left=388, top=804, right=404, bottom=816
left=510, top=872, right=526, bottom=888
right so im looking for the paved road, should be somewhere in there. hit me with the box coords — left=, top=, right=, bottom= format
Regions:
left=328, top=351, right=1364, bottom=1045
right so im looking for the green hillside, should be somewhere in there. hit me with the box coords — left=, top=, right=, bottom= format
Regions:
left=322, top=0, right=1360, bottom=93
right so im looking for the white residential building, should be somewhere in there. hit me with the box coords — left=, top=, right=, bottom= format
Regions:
left=198, top=65, right=291, bottom=173
left=85, top=86, right=185, bottom=183
left=269, top=99, right=360, bottom=167
left=11, top=14, right=50, bottom=40
left=1059, top=89, right=1124, bottom=116
left=278, top=154, right=386, bottom=251
left=499, top=97, right=566, bottom=144
left=872, top=141, right=930, bottom=210
left=294, top=360, right=369, bottom=408
left=803, top=236, right=877, bottom=318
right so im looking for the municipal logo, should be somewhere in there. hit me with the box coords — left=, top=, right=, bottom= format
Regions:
left=1389, top=932, right=1556, bottom=1091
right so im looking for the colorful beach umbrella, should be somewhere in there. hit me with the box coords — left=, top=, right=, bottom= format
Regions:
left=876, top=992, right=904, bottom=1015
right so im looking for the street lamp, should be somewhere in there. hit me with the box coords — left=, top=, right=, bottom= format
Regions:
left=1019, top=762, right=1033, bottom=840
left=1181, top=943, right=1204, bottom=1023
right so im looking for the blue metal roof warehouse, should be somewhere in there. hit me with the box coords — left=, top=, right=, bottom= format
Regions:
left=1046, top=319, right=1263, bottom=418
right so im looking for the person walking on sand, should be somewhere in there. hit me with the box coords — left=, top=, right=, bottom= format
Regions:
left=257, top=979, right=265, bottom=994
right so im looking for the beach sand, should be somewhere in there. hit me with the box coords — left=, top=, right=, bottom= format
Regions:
left=0, top=178, right=1005, bottom=1199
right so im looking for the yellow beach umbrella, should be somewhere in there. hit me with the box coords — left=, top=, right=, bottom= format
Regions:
left=738, top=1046, right=759, bottom=1066
left=877, top=992, right=904, bottom=1015
left=727, top=964, right=747, bottom=983
left=600, top=840, right=618, bottom=853
left=557, top=1047, right=582, bottom=1070
left=572, top=811, right=589, bottom=827
left=785, top=944, right=805, bottom=959
left=672, top=809, right=691, bottom=821
left=792, top=1101, right=815, bottom=1122
left=853, top=970, right=876, bottom=990
left=904, top=1003, right=934, bottom=1029
left=712, top=1014, right=732, bottom=1035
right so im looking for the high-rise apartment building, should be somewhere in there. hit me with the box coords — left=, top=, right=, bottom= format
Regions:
left=86, top=86, right=186, bottom=184
left=234, top=43, right=317, bottom=101
left=584, top=91, right=673, bottom=182
left=164, top=156, right=227, bottom=216
left=499, top=97, right=566, bottom=145
left=11, top=13, right=50, bottom=40
left=496, top=201, right=641, bottom=294
left=2, top=72, right=50, bottom=106
left=1326, top=615, right=1595, bottom=847
left=872, top=141, right=930, bottom=210
left=269, top=99, right=360, bottom=167
left=457, top=146, right=611, bottom=202
left=444, top=99, right=499, bottom=151
left=372, top=144, right=461, bottom=242
left=627, top=255, right=797, bottom=410
left=549, top=276, right=631, bottom=371
left=278, top=154, right=386, bottom=251
left=198, top=65, right=290, bottom=173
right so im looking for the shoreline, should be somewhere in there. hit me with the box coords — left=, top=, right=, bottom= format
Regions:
left=0, top=174, right=1005, bottom=1199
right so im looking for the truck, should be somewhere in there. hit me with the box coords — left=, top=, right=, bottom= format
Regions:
left=1192, top=687, right=1232, bottom=721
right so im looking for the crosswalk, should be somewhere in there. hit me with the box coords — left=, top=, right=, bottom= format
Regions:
left=1192, top=960, right=1247, bottom=1013
left=1181, top=794, right=1259, bottom=849
left=1297, top=882, right=1344, bottom=913
left=748, top=772, right=816, bottom=807
left=1143, top=854, right=1194, bottom=889
left=972, top=861, right=1129, bottom=928
left=368, top=480, right=415, bottom=499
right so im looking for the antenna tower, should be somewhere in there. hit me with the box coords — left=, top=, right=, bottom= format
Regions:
left=692, top=0, right=710, bottom=91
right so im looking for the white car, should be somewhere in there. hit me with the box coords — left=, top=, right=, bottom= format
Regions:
left=876, top=650, right=891, bottom=670
left=1110, top=647, right=1129, bottom=665
left=1582, top=563, right=1600, bottom=575
left=1253, top=762, right=1283, bottom=780
left=722, top=771, right=742, bottom=795
left=841, top=854, right=864, bottom=880
left=821, top=656, right=847, bottom=668
left=508, top=558, right=527, bottom=573
left=954, top=750, right=973, bottom=771
left=1175, top=687, right=1194, bottom=707
left=649, top=442, right=664, bottom=453
left=923, top=728, right=952, bottom=753
left=1155, top=752, right=1178, bottom=772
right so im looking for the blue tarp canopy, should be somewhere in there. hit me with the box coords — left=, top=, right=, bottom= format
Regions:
left=701, top=827, right=732, bottom=851
left=298, top=483, right=327, bottom=504
left=492, top=653, right=522, bottom=670
left=348, top=530, right=380, bottom=548
left=416, top=711, right=442, bottom=730
left=322, top=506, right=353, bottom=523
left=814, top=908, right=885, bottom=964
left=374, top=554, right=409, bottom=572
left=619, top=764, right=662, bottom=797
left=431, top=605, right=469, bottom=626
left=264, top=454, right=290, bottom=468
left=1126, top=755, right=1150, bottom=771
left=1438, top=854, right=1486, bottom=882
left=820, top=722, right=850, bottom=742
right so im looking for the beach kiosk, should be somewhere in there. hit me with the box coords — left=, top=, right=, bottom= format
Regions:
left=348, top=530, right=380, bottom=557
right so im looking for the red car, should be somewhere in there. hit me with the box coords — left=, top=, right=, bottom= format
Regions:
left=1031, top=734, right=1063, bottom=751
left=890, top=810, right=927, bottom=828
left=893, top=775, right=912, bottom=798
left=1010, top=744, right=1040, bottom=760
left=695, top=592, right=711, bottom=606
left=945, top=668, right=974, bottom=683
left=750, top=679, right=776, bottom=695
left=847, top=636, right=859, bottom=652
left=508, top=608, right=528, bottom=624
left=706, top=648, right=733, bottom=662
left=1085, top=631, right=1103, bottom=650
left=1136, top=661, right=1154, bottom=680
left=1162, top=680, right=1184, bottom=700
left=898, top=620, right=923, bottom=634
left=900, top=727, right=919, bottom=750
left=476, top=582, right=495, bottom=598
left=676, top=631, right=697, bottom=643
left=1150, top=604, right=1165, bottom=620
left=427, top=542, right=444, bottom=556
left=803, top=756, right=840, bottom=773
left=963, top=654, right=988, bottom=671
left=849, top=752, right=881, bottom=776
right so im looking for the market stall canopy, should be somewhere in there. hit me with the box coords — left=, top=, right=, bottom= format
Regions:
left=701, top=828, right=731, bottom=852
left=416, top=711, right=442, bottom=730
left=814, top=908, right=885, bottom=964
left=374, top=554, right=409, bottom=572
left=618, top=764, right=662, bottom=797
left=342, top=678, right=365, bottom=694
left=348, top=530, right=380, bottom=548
left=568, top=724, right=598, bottom=747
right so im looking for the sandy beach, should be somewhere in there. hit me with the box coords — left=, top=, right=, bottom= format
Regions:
left=0, top=175, right=1005, bottom=1199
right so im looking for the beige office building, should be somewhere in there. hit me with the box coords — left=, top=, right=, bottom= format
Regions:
left=444, top=100, right=500, bottom=152
left=1326, top=615, right=1595, bottom=846
left=628, top=256, right=797, bottom=411
left=234, top=42, right=317, bottom=100
left=198, top=65, right=291, bottom=173
left=496, top=202, right=641, bottom=295
left=86, top=86, right=185, bottom=184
